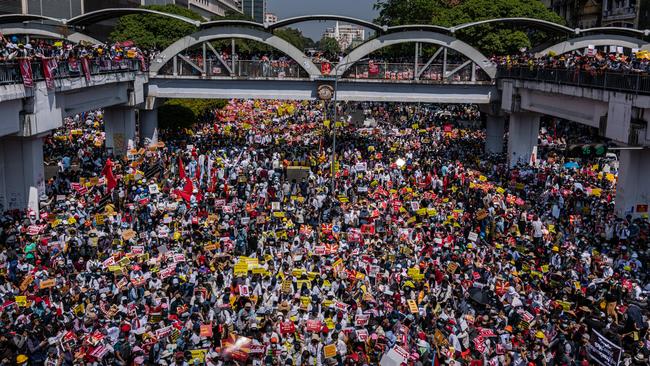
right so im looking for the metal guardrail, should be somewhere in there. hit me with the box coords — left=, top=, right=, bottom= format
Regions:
left=496, top=66, right=650, bottom=95
left=164, top=58, right=492, bottom=83
left=0, top=58, right=143, bottom=86
left=162, top=59, right=308, bottom=79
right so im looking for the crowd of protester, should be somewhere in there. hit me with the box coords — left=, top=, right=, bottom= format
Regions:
left=4, top=32, right=650, bottom=84
left=0, top=34, right=149, bottom=84
left=493, top=49, right=650, bottom=74
left=0, top=99, right=647, bottom=366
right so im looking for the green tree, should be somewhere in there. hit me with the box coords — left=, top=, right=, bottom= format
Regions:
left=210, top=9, right=256, bottom=21
left=318, top=37, right=341, bottom=58
left=110, top=4, right=202, bottom=50
left=275, top=28, right=315, bottom=52
left=211, top=11, right=314, bottom=54
left=374, top=0, right=565, bottom=55
left=159, top=99, right=227, bottom=129
left=158, top=104, right=196, bottom=130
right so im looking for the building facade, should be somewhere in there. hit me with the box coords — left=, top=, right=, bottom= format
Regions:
left=541, top=0, right=601, bottom=28
left=601, top=0, right=639, bottom=27
left=323, top=21, right=365, bottom=51
left=241, top=0, right=265, bottom=23
left=264, top=12, right=277, bottom=24
left=541, top=0, right=650, bottom=29
left=0, top=0, right=242, bottom=19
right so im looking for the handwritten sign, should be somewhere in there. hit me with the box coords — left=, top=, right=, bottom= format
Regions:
left=586, top=329, right=622, bottom=366
left=407, top=299, right=419, bottom=314
left=15, top=296, right=27, bottom=307
left=39, top=279, right=56, bottom=289
left=200, top=323, right=213, bottom=337
left=323, top=344, right=337, bottom=359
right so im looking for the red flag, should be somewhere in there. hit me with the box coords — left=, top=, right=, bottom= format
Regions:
left=41, top=57, right=56, bottom=90
left=183, top=177, right=194, bottom=196
left=174, top=189, right=191, bottom=203
left=321, top=61, right=331, bottom=76
left=368, top=60, right=379, bottom=75
left=178, top=157, right=186, bottom=180
left=101, top=159, right=117, bottom=192
left=19, top=59, right=33, bottom=88
left=81, top=57, right=91, bottom=82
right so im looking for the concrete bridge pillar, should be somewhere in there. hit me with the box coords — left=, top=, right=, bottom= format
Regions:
left=0, top=136, right=45, bottom=211
left=507, top=112, right=540, bottom=168
left=615, top=149, right=650, bottom=218
left=485, top=115, right=506, bottom=154
left=139, top=109, right=158, bottom=145
left=104, top=107, right=136, bottom=157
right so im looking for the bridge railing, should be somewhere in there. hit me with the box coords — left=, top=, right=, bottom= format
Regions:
left=0, top=58, right=144, bottom=86
left=334, top=62, right=490, bottom=83
left=161, top=58, right=308, bottom=78
left=163, top=57, right=492, bottom=83
left=497, top=65, right=650, bottom=95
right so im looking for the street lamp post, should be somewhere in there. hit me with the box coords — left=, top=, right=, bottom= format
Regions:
left=329, top=58, right=368, bottom=196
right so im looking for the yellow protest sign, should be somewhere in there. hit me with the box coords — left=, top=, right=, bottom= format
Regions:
left=296, top=280, right=311, bottom=289
left=234, top=263, right=248, bottom=276
left=407, top=267, right=420, bottom=278
left=189, top=349, right=207, bottom=363
left=407, top=299, right=419, bottom=314
left=323, top=344, right=337, bottom=358
left=39, top=279, right=55, bottom=289
left=300, top=296, right=311, bottom=306
left=556, top=300, right=572, bottom=311
left=74, top=303, right=85, bottom=314
left=15, top=296, right=27, bottom=307
left=541, top=265, right=549, bottom=273
left=282, top=279, right=293, bottom=293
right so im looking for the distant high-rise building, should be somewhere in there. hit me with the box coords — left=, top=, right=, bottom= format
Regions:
left=541, top=0, right=601, bottom=28
left=242, top=0, right=265, bottom=23
left=0, top=0, right=243, bottom=20
left=540, top=0, right=649, bottom=29
left=264, top=12, right=277, bottom=24
left=601, top=0, right=641, bottom=28
left=323, top=21, right=365, bottom=51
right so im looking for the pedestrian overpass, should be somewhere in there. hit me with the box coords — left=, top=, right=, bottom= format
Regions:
left=1, top=8, right=650, bottom=215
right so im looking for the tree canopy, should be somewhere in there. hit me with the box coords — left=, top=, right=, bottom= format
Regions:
left=317, top=37, right=341, bottom=59
left=210, top=11, right=314, bottom=54
left=110, top=4, right=203, bottom=50
left=159, top=99, right=227, bottom=129
left=374, top=0, right=565, bottom=55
